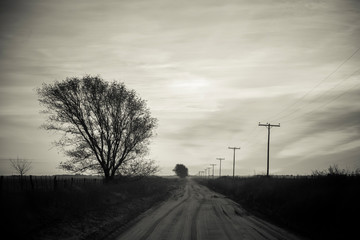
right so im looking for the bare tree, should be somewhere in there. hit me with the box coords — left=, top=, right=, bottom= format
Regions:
left=37, top=75, right=157, bottom=181
left=10, top=158, right=32, bottom=176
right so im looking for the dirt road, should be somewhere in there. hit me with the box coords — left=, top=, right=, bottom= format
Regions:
left=115, top=178, right=304, bottom=240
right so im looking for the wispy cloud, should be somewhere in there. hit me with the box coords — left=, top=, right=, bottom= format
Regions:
left=0, top=0, right=359, bottom=175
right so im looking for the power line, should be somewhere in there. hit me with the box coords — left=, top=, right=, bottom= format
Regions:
left=241, top=127, right=263, bottom=149
left=281, top=68, right=360, bottom=123
left=239, top=124, right=261, bottom=147
left=210, top=49, right=359, bottom=177
left=236, top=49, right=360, bottom=161
left=268, top=46, right=360, bottom=122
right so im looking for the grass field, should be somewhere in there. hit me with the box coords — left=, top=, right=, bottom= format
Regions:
left=0, top=176, right=185, bottom=240
left=196, top=169, right=360, bottom=239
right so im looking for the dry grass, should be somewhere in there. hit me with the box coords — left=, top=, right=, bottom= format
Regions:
left=196, top=167, right=360, bottom=239
left=0, top=176, right=184, bottom=240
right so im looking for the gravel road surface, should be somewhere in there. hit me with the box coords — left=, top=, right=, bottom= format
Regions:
left=115, top=178, right=304, bottom=240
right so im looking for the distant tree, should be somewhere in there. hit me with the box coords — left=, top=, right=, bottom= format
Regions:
left=37, top=75, right=157, bottom=181
left=10, top=158, right=32, bottom=176
left=173, top=164, right=188, bottom=178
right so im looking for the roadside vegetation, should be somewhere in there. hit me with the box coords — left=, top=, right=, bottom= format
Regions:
left=1, top=176, right=185, bottom=240
left=196, top=166, right=360, bottom=239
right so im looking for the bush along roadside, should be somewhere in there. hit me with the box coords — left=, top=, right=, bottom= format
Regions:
left=196, top=173, right=360, bottom=240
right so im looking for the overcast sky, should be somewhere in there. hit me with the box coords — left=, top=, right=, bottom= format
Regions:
left=1, top=0, right=360, bottom=176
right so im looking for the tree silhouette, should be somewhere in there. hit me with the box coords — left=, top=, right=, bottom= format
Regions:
left=173, top=164, right=188, bottom=178
left=10, top=157, right=32, bottom=176
left=37, top=75, right=157, bottom=180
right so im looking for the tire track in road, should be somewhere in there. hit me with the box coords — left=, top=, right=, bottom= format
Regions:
left=189, top=180, right=207, bottom=240
left=246, top=216, right=291, bottom=240
left=158, top=204, right=186, bottom=240
left=190, top=199, right=204, bottom=240
left=211, top=204, right=236, bottom=240
left=138, top=184, right=191, bottom=240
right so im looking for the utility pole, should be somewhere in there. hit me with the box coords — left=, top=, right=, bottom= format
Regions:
left=258, top=122, right=280, bottom=176
left=228, top=147, right=240, bottom=179
left=210, top=164, right=216, bottom=178
left=216, top=158, right=225, bottom=177
left=204, top=168, right=207, bottom=178
left=208, top=167, right=211, bottom=178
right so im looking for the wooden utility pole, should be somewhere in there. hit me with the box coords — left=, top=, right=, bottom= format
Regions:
left=228, top=147, right=240, bottom=179
left=210, top=164, right=216, bottom=178
left=216, top=158, right=225, bottom=177
left=258, top=122, right=280, bottom=176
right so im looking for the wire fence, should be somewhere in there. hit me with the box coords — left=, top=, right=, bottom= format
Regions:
left=0, top=175, right=104, bottom=193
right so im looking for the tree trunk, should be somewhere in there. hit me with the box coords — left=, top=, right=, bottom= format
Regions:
left=104, top=168, right=112, bottom=183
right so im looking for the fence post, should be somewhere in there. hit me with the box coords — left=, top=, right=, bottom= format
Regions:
left=0, top=176, right=3, bottom=197
left=53, top=176, right=57, bottom=191
left=30, top=175, right=34, bottom=191
left=20, top=175, right=24, bottom=190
